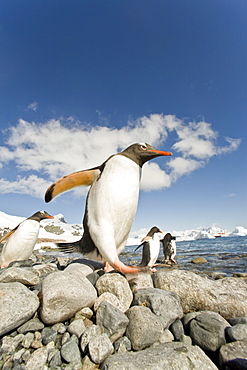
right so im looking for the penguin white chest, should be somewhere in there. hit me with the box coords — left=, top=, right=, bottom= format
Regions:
left=0, top=220, right=40, bottom=267
left=87, top=155, right=141, bottom=253
left=148, top=234, right=160, bottom=266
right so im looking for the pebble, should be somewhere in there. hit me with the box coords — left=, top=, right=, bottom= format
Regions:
left=0, top=257, right=247, bottom=369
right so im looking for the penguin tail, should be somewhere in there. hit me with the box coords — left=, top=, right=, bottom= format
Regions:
left=56, top=239, right=82, bottom=254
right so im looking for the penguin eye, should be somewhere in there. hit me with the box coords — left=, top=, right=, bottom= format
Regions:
left=140, top=144, right=147, bottom=150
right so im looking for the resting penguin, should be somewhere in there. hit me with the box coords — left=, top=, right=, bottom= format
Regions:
left=134, top=226, right=162, bottom=269
left=160, top=232, right=177, bottom=264
left=0, top=211, right=54, bottom=268
left=45, top=143, right=172, bottom=274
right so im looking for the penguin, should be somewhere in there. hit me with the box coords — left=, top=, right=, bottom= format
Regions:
left=45, top=143, right=172, bottom=274
left=0, top=211, right=54, bottom=268
left=160, top=232, right=177, bottom=264
left=134, top=226, right=162, bottom=268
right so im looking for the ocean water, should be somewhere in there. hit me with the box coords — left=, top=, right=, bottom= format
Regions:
left=120, top=236, right=247, bottom=277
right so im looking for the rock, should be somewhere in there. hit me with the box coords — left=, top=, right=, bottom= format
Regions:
left=96, top=301, right=129, bottom=343
left=153, top=270, right=247, bottom=319
left=158, top=329, right=174, bottom=343
left=95, top=273, right=133, bottom=312
left=40, top=269, right=97, bottom=324
left=101, top=342, right=218, bottom=369
left=64, top=262, right=94, bottom=276
left=132, top=287, right=183, bottom=329
left=0, top=282, right=40, bottom=336
left=94, top=292, right=125, bottom=312
left=51, top=322, right=67, bottom=334
left=1, top=334, right=24, bottom=354
left=48, top=348, right=62, bottom=367
left=219, top=339, right=247, bottom=369
left=81, top=355, right=100, bottom=369
left=189, top=311, right=230, bottom=352
left=17, top=318, right=44, bottom=334
left=22, top=332, right=35, bottom=348
left=25, top=347, right=48, bottom=370
left=61, top=336, right=81, bottom=363
left=226, top=324, right=247, bottom=341
left=125, top=306, right=163, bottom=350
left=191, top=257, right=207, bottom=264
left=80, top=325, right=102, bottom=354
left=114, top=336, right=132, bottom=353
left=0, top=267, right=40, bottom=285
left=126, top=272, right=154, bottom=293
left=88, top=333, right=114, bottom=364
left=41, top=327, right=57, bottom=345
left=228, top=316, right=247, bottom=325
left=67, top=319, right=86, bottom=338
left=169, top=319, right=184, bottom=341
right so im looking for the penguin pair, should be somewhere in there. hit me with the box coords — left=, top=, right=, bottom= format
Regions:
left=0, top=211, right=54, bottom=268
left=45, top=143, right=172, bottom=274
left=160, top=233, right=177, bottom=264
left=134, top=226, right=162, bottom=269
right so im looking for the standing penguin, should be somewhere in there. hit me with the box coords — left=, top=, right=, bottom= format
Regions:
left=45, top=143, right=172, bottom=274
left=0, top=211, right=54, bottom=268
left=160, top=233, right=177, bottom=264
left=134, top=226, right=162, bottom=268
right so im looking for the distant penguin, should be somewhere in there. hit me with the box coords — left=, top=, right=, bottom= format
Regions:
left=134, top=226, right=162, bottom=268
left=160, top=233, right=177, bottom=264
left=45, top=143, right=172, bottom=274
left=0, top=211, right=54, bottom=268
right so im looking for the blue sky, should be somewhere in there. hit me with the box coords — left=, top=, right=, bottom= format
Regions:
left=0, top=0, right=246, bottom=232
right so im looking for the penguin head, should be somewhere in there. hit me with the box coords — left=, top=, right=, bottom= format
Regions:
left=29, top=211, right=54, bottom=222
left=147, top=226, right=162, bottom=237
left=120, top=143, right=172, bottom=167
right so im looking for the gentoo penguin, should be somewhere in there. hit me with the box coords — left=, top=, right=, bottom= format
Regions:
left=134, top=226, right=162, bottom=268
left=45, top=143, right=172, bottom=274
left=160, top=232, right=177, bottom=264
left=0, top=211, right=54, bottom=268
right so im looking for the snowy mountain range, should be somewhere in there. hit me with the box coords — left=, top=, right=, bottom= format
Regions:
left=0, top=211, right=247, bottom=250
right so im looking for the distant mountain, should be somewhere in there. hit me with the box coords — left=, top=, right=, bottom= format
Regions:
left=0, top=211, right=247, bottom=249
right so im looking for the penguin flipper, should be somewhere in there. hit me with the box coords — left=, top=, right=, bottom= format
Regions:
left=0, top=226, right=18, bottom=243
left=134, top=242, right=144, bottom=252
left=45, top=168, right=101, bottom=202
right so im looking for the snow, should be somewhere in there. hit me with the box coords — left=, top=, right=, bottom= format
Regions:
left=0, top=211, right=247, bottom=247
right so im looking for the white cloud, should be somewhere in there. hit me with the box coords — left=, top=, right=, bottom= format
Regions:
left=0, top=114, right=241, bottom=198
left=27, top=101, right=38, bottom=112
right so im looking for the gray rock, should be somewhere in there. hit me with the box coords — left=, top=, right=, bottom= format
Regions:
left=81, top=355, right=99, bottom=369
left=64, top=262, right=94, bottom=276
left=96, top=301, right=129, bottom=343
left=0, top=282, right=40, bottom=336
left=21, top=332, right=34, bottom=348
left=80, top=324, right=102, bottom=353
left=219, top=339, right=247, bottom=369
left=96, top=273, right=133, bottom=312
left=40, top=269, right=97, bottom=324
left=41, top=327, right=57, bottom=345
left=180, top=334, right=193, bottom=346
left=189, top=311, right=230, bottom=352
left=94, top=292, right=125, bottom=312
left=158, top=329, right=174, bottom=343
left=0, top=267, right=40, bottom=285
left=48, top=348, right=62, bottom=367
left=153, top=270, right=247, bottom=319
left=169, top=318, right=184, bottom=341
left=61, top=332, right=71, bottom=345
left=114, top=336, right=132, bottom=353
left=132, top=287, right=183, bottom=329
left=51, top=322, right=67, bottom=334
left=17, top=318, right=44, bottom=334
left=126, top=272, right=154, bottom=293
left=25, top=347, right=48, bottom=370
left=88, top=333, right=114, bottom=364
left=191, top=257, right=207, bottom=264
left=125, top=306, right=163, bottom=350
left=226, top=324, right=247, bottom=341
left=1, top=334, right=24, bottom=354
left=61, top=336, right=81, bottom=363
left=101, top=342, right=218, bottom=369
left=228, top=316, right=247, bottom=325
left=67, top=319, right=86, bottom=338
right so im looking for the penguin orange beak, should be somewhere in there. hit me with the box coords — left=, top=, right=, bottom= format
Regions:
left=46, top=215, right=54, bottom=219
left=147, top=150, right=172, bottom=156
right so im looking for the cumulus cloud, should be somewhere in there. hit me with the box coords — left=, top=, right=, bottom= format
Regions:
left=0, top=114, right=241, bottom=198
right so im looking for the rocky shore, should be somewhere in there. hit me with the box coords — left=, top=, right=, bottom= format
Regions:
left=0, top=253, right=247, bottom=370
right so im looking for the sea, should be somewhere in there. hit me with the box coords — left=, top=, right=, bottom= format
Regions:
left=120, top=235, right=247, bottom=278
